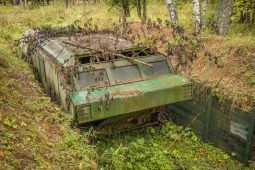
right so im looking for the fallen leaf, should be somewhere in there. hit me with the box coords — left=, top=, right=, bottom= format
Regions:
left=2, top=96, right=8, bottom=103
left=0, top=150, right=4, bottom=157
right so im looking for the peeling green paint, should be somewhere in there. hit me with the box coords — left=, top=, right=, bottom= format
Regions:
left=71, top=74, right=193, bottom=124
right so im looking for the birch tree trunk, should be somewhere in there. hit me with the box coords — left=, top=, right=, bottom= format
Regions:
left=216, top=0, right=234, bottom=35
left=20, top=0, right=25, bottom=9
left=201, top=0, right=208, bottom=30
left=24, top=0, right=27, bottom=8
left=165, top=0, right=178, bottom=24
left=193, top=0, right=200, bottom=34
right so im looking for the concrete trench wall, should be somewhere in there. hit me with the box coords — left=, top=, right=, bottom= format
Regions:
left=167, top=85, right=255, bottom=164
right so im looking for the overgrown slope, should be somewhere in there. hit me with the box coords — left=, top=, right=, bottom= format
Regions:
left=0, top=31, right=97, bottom=169
left=191, top=36, right=255, bottom=111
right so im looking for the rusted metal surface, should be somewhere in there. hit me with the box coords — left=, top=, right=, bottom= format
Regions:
left=20, top=28, right=193, bottom=126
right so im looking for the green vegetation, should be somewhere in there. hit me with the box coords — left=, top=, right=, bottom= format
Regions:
left=0, top=2, right=254, bottom=169
left=97, top=123, right=244, bottom=169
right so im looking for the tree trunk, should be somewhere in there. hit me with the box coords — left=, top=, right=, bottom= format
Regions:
left=252, top=11, right=255, bottom=22
left=122, top=0, right=130, bottom=18
left=64, top=0, right=69, bottom=8
left=216, top=0, right=234, bottom=35
left=253, top=2, right=255, bottom=23
left=24, top=0, right=27, bottom=8
left=137, top=0, right=141, bottom=19
left=20, top=0, right=25, bottom=9
left=126, top=0, right=130, bottom=17
left=193, top=0, right=201, bottom=34
left=165, top=0, right=178, bottom=24
left=246, top=12, right=250, bottom=23
left=201, top=0, right=207, bottom=30
left=142, top=0, right=147, bottom=22
left=240, top=11, right=245, bottom=23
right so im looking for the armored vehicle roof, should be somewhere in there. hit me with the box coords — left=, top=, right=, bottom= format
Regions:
left=41, top=34, right=135, bottom=67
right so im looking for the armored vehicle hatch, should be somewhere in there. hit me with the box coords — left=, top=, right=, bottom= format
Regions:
left=20, top=29, right=193, bottom=126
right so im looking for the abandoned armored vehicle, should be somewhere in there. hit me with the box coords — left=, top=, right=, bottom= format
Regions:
left=20, top=29, right=193, bottom=126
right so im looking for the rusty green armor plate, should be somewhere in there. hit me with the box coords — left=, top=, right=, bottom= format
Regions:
left=21, top=31, right=193, bottom=126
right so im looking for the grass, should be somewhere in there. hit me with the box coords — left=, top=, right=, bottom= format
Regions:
left=0, top=2, right=253, bottom=169
left=97, top=123, right=245, bottom=169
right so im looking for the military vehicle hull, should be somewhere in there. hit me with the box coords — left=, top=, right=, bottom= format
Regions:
left=72, top=74, right=192, bottom=125
left=21, top=30, right=193, bottom=126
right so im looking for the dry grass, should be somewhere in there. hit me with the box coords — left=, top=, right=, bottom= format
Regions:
left=189, top=36, right=255, bottom=111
